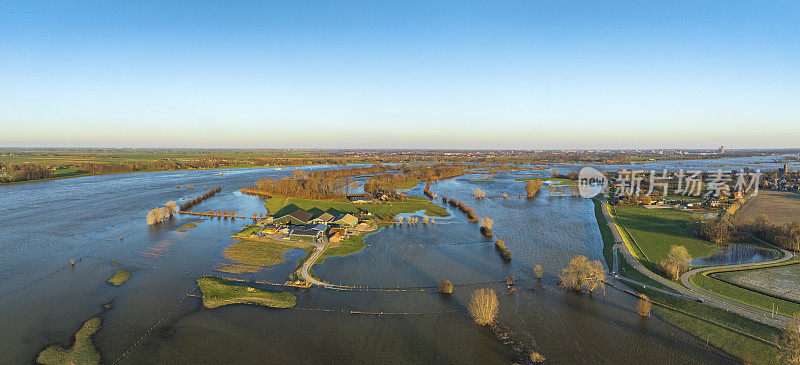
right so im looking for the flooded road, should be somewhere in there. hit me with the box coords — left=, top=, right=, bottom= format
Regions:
left=0, top=166, right=733, bottom=364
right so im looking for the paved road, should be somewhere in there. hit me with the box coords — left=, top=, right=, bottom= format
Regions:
left=601, top=199, right=789, bottom=327
left=679, top=239, right=794, bottom=324
left=299, top=236, right=329, bottom=286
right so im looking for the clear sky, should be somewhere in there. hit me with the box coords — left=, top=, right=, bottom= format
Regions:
left=1, top=1, right=798, bottom=149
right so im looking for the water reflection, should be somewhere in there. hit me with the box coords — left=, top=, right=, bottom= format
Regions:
left=692, top=244, right=780, bottom=266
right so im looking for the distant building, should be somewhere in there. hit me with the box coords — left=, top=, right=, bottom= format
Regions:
left=347, top=195, right=374, bottom=204
left=717, top=146, right=725, bottom=154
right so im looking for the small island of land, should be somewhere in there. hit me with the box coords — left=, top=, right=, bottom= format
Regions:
left=36, top=317, right=101, bottom=365
left=107, top=270, right=131, bottom=286
left=197, top=276, right=296, bottom=309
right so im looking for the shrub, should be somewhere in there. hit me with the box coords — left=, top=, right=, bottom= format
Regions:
left=533, top=264, right=543, bottom=280
left=530, top=351, right=546, bottom=363
left=636, top=294, right=651, bottom=317
left=525, top=179, right=543, bottom=197
left=559, top=255, right=605, bottom=293
left=439, top=279, right=453, bottom=294
left=468, top=288, right=498, bottom=326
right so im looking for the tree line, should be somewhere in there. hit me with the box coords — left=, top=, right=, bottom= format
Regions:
left=363, top=164, right=467, bottom=196
left=441, top=196, right=478, bottom=222
left=180, top=186, right=222, bottom=211
left=246, top=165, right=385, bottom=199
left=0, top=164, right=53, bottom=183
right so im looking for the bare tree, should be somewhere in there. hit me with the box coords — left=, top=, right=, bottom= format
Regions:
left=636, top=294, right=652, bottom=317
left=439, top=279, right=453, bottom=294
left=659, top=245, right=692, bottom=280
left=525, top=180, right=543, bottom=197
left=468, top=288, right=498, bottom=326
left=559, top=255, right=606, bottom=293
left=533, top=264, right=543, bottom=280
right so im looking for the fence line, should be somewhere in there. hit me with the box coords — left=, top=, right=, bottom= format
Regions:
left=113, top=286, right=197, bottom=364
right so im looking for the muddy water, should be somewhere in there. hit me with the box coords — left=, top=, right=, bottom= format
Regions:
left=0, top=166, right=732, bottom=364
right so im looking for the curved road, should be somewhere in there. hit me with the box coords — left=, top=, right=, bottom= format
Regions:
left=601, top=199, right=790, bottom=327
left=299, top=237, right=329, bottom=286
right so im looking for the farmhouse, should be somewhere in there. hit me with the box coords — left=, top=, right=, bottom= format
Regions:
left=273, top=209, right=313, bottom=225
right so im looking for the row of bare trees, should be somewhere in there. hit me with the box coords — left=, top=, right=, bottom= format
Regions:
left=495, top=240, right=512, bottom=261
left=146, top=201, right=178, bottom=225
left=441, top=196, right=478, bottom=222
left=180, top=186, right=221, bottom=211
left=423, top=181, right=436, bottom=199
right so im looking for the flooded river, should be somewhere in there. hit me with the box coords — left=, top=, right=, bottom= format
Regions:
left=0, top=166, right=735, bottom=364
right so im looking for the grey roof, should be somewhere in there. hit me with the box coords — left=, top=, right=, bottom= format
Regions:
left=286, top=209, right=312, bottom=223
left=291, top=228, right=320, bottom=237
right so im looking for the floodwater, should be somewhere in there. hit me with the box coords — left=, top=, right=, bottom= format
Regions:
left=0, top=165, right=735, bottom=364
left=691, top=244, right=780, bottom=266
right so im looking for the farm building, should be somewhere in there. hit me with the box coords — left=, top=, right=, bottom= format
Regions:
left=273, top=209, right=313, bottom=225
left=311, top=212, right=335, bottom=224
left=333, top=213, right=358, bottom=227
left=290, top=228, right=323, bottom=242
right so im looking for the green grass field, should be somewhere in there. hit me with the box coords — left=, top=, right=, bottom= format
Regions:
left=37, top=317, right=101, bottom=365
left=690, top=274, right=800, bottom=318
left=592, top=199, right=615, bottom=270
left=197, top=277, right=296, bottom=309
left=264, top=196, right=449, bottom=221
left=232, top=225, right=261, bottom=237
left=394, top=179, right=420, bottom=189
left=613, top=206, right=719, bottom=269
left=617, top=255, right=781, bottom=364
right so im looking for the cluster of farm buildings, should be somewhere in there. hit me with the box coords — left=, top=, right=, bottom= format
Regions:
left=244, top=206, right=375, bottom=244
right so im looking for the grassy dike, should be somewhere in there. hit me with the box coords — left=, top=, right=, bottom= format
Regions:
left=595, top=201, right=783, bottom=364
left=197, top=277, right=296, bottom=309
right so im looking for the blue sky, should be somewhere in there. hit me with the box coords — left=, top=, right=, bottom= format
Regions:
left=1, top=1, right=798, bottom=149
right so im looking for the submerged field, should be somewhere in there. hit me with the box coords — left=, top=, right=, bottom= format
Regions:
left=219, top=239, right=312, bottom=274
